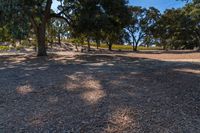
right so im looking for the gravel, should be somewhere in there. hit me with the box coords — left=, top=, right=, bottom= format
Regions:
left=0, top=51, right=200, bottom=132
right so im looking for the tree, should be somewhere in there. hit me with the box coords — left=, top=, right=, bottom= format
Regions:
left=0, top=2, right=30, bottom=43
left=153, top=8, right=197, bottom=50
left=101, top=0, right=131, bottom=51
left=184, top=2, right=200, bottom=50
left=178, top=0, right=200, bottom=50
left=46, top=19, right=57, bottom=47
left=71, top=0, right=131, bottom=51
left=71, top=0, right=101, bottom=51
left=53, top=19, right=68, bottom=45
left=143, top=7, right=161, bottom=47
left=126, top=6, right=148, bottom=51
left=0, top=0, right=53, bottom=56
left=0, top=26, right=10, bottom=42
left=0, top=0, right=72, bottom=56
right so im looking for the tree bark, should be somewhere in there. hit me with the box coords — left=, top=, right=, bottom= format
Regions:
left=87, top=38, right=91, bottom=51
left=132, top=43, right=135, bottom=51
left=132, top=35, right=136, bottom=51
left=96, top=39, right=100, bottom=49
left=134, top=43, right=138, bottom=51
left=58, top=33, right=61, bottom=46
left=29, top=0, right=52, bottom=56
left=108, top=42, right=112, bottom=51
left=37, top=24, right=47, bottom=56
left=133, top=40, right=139, bottom=51
left=198, top=42, right=200, bottom=51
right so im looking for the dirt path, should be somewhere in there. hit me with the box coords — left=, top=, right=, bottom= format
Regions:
left=0, top=51, right=200, bottom=132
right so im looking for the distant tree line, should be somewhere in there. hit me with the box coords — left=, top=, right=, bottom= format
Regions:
left=0, top=0, right=199, bottom=56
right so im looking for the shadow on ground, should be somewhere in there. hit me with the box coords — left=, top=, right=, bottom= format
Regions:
left=0, top=53, right=200, bottom=132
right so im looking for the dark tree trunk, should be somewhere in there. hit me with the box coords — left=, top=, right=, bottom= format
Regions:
left=132, top=44, right=135, bottom=51
left=132, top=36, right=136, bottom=51
left=97, top=44, right=99, bottom=49
left=37, top=24, right=47, bottom=56
left=194, top=30, right=200, bottom=51
left=29, top=0, right=52, bottom=56
left=108, top=43, right=112, bottom=51
left=135, top=43, right=138, bottom=51
left=106, top=41, right=113, bottom=51
left=34, top=45, right=37, bottom=52
left=87, top=38, right=91, bottom=51
left=96, top=40, right=100, bottom=49
left=198, top=42, right=200, bottom=51
left=58, top=33, right=61, bottom=46
left=50, top=42, right=53, bottom=49
left=197, top=37, right=200, bottom=51
left=75, top=44, right=79, bottom=52
left=50, top=37, right=53, bottom=49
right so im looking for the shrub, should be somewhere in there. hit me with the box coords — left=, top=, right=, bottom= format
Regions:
left=0, top=46, right=9, bottom=51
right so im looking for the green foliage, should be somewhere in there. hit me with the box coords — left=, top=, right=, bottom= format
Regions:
left=0, top=26, right=11, bottom=42
left=70, top=0, right=131, bottom=50
left=0, top=46, right=9, bottom=51
left=125, top=6, right=161, bottom=51
left=153, top=5, right=200, bottom=50
left=0, top=0, right=30, bottom=41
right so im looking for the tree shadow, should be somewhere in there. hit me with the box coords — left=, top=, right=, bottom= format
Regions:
left=0, top=53, right=200, bottom=132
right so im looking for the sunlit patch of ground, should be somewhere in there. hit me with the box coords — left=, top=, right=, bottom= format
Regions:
left=64, top=74, right=106, bottom=104
left=174, top=68, right=200, bottom=75
left=16, top=85, right=33, bottom=95
left=125, top=50, right=200, bottom=62
left=105, top=108, right=139, bottom=133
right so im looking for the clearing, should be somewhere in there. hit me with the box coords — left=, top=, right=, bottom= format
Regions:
left=0, top=51, right=200, bottom=132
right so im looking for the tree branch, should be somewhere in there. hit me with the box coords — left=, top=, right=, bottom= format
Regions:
left=50, top=13, right=71, bottom=25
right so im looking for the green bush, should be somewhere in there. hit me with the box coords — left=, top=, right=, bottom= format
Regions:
left=0, top=46, right=9, bottom=51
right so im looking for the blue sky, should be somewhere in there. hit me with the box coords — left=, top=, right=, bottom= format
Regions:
left=52, top=0, right=186, bottom=13
left=129, top=0, right=186, bottom=12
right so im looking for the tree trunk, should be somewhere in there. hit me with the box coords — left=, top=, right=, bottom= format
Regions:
left=133, top=44, right=135, bottom=51
left=30, top=0, right=52, bottom=56
left=132, top=36, right=136, bottom=51
left=197, top=37, right=200, bottom=51
left=75, top=44, right=79, bottom=52
left=108, top=42, right=112, bottom=51
left=97, top=43, right=99, bottom=49
left=87, top=38, right=91, bottom=51
left=198, top=42, right=200, bottom=51
left=134, top=43, right=138, bottom=51
left=37, top=24, right=47, bottom=56
left=58, top=33, right=61, bottom=46
left=96, top=39, right=100, bottom=49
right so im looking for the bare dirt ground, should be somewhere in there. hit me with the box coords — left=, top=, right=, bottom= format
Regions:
left=0, top=51, right=200, bottom=133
